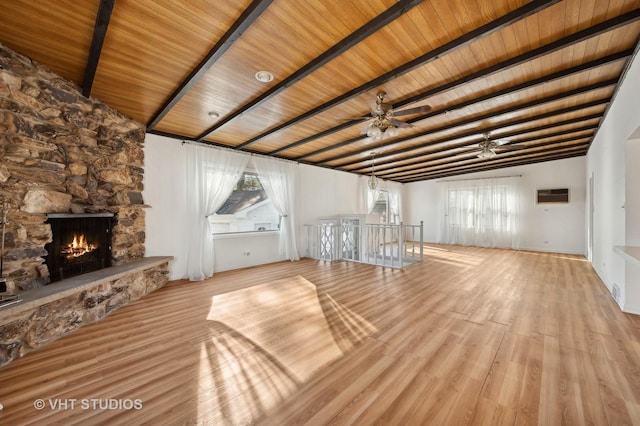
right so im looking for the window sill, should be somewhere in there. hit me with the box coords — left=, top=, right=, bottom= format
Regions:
left=212, top=230, right=280, bottom=240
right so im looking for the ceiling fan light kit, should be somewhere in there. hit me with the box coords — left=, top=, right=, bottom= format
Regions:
left=360, top=91, right=429, bottom=141
left=364, top=121, right=399, bottom=140
left=477, top=148, right=497, bottom=159
left=476, top=132, right=515, bottom=159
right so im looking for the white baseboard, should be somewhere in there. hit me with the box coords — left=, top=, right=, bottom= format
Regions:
left=517, top=245, right=586, bottom=256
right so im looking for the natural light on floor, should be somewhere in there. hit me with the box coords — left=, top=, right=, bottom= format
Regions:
left=196, top=275, right=378, bottom=423
left=422, top=244, right=487, bottom=267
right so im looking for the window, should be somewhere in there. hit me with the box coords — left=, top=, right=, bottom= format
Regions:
left=443, top=177, right=520, bottom=249
left=208, top=171, right=281, bottom=234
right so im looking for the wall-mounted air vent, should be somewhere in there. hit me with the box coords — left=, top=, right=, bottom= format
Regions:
left=537, top=188, right=569, bottom=204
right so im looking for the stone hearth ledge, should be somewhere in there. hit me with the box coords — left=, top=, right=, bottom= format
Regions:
left=0, top=256, right=173, bottom=368
left=0, top=256, right=172, bottom=320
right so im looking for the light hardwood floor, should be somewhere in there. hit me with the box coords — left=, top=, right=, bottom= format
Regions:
left=1, top=244, right=639, bottom=425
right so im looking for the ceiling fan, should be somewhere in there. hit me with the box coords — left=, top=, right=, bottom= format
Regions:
left=359, top=91, right=431, bottom=140
left=475, top=132, right=523, bottom=159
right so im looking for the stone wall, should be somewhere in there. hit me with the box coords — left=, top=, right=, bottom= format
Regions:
left=0, top=257, right=171, bottom=367
left=0, top=42, right=146, bottom=291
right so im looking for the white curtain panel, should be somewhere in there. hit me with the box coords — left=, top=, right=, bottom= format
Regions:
left=185, top=144, right=249, bottom=280
left=356, top=175, right=369, bottom=214
left=253, top=156, right=300, bottom=261
left=443, top=177, right=520, bottom=249
left=387, top=181, right=403, bottom=223
left=358, top=175, right=378, bottom=214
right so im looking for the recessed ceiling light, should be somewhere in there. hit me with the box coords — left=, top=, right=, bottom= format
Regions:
left=255, top=70, right=274, bottom=83
left=208, top=111, right=219, bottom=118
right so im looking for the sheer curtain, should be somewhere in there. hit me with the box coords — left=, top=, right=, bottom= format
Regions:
left=358, top=175, right=378, bottom=214
left=185, top=143, right=249, bottom=280
left=443, top=177, right=520, bottom=249
left=387, top=181, right=403, bottom=223
left=253, top=156, right=300, bottom=261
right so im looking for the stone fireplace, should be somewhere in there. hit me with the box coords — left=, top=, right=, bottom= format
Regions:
left=0, top=43, right=172, bottom=367
left=0, top=42, right=147, bottom=293
left=44, top=213, right=114, bottom=283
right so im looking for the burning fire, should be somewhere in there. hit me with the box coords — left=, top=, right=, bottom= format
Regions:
left=62, top=234, right=97, bottom=259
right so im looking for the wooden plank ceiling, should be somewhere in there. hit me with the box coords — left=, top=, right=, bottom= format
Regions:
left=1, top=0, right=639, bottom=182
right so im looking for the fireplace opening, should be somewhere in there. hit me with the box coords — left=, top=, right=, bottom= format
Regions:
left=45, top=213, right=114, bottom=283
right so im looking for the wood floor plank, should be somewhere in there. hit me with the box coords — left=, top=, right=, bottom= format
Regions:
left=1, top=244, right=640, bottom=424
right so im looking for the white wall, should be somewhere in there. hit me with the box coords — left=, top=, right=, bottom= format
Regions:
left=143, top=135, right=368, bottom=278
left=143, top=135, right=188, bottom=280
left=144, top=132, right=588, bottom=280
left=297, top=163, right=363, bottom=224
left=404, top=156, right=587, bottom=255
left=297, top=164, right=365, bottom=257
left=587, top=47, right=640, bottom=313
left=211, top=232, right=284, bottom=272
left=404, top=179, right=442, bottom=243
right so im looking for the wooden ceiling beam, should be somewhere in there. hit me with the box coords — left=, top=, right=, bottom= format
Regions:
left=399, top=151, right=586, bottom=182
left=194, top=0, right=423, bottom=141
left=337, top=105, right=603, bottom=171
left=336, top=105, right=602, bottom=172
left=234, top=0, right=560, bottom=149
left=381, top=137, right=591, bottom=179
left=396, top=144, right=590, bottom=182
left=356, top=121, right=598, bottom=174
left=146, top=0, right=273, bottom=130
left=397, top=147, right=588, bottom=182
left=292, top=50, right=625, bottom=161
left=275, top=12, right=639, bottom=157
left=353, top=118, right=600, bottom=173
left=327, top=80, right=616, bottom=167
left=82, top=0, right=115, bottom=98
left=373, top=127, right=598, bottom=177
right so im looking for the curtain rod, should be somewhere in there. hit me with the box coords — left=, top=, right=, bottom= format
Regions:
left=437, top=174, right=522, bottom=183
left=181, top=140, right=298, bottom=165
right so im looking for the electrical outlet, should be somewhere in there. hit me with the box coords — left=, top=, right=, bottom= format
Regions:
left=543, top=240, right=549, bottom=244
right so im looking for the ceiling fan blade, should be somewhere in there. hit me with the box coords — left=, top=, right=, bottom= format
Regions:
left=390, top=118, right=413, bottom=128
left=340, top=115, right=373, bottom=122
left=494, top=139, right=511, bottom=146
left=393, top=105, right=432, bottom=116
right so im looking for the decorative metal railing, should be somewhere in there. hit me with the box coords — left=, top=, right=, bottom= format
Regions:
left=304, top=221, right=423, bottom=269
